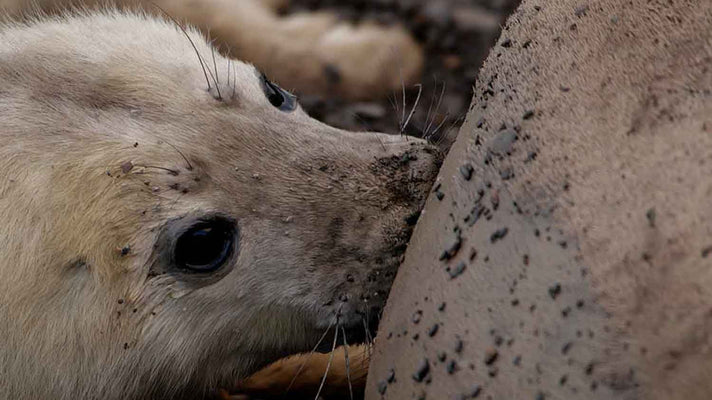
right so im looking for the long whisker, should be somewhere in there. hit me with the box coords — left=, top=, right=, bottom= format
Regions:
left=426, top=113, right=450, bottom=142
left=313, top=324, right=339, bottom=400
left=151, top=4, right=212, bottom=92
left=232, top=62, right=237, bottom=99
left=341, top=326, right=354, bottom=400
left=211, top=45, right=219, bottom=86
left=400, top=84, right=422, bottom=135
left=283, top=320, right=336, bottom=397
left=134, top=164, right=180, bottom=176
left=400, top=68, right=407, bottom=133
left=165, top=141, right=193, bottom=171
left=226, top=57, right=231, bottom=88
left=425, top=80, right=447, bottom=137
left=361, top=316, right=373, bottom=361
left=422, top=76, right=439, bottom=136
left=201, top=36, right=222, bottom=100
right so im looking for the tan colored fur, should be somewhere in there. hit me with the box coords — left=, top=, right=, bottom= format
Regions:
left=0, top=0, right=423, bottom=100
left=0, top=10, right=439, bottom=399
left=368, top=0, right=712, bottom=399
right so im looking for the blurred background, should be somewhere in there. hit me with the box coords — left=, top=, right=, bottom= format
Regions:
left=285, top=0, right=521, bottom=148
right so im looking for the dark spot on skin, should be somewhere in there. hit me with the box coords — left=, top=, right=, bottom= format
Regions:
left=465, top=205, right=485, bottom=227
left=446, top=262, right=467, bottom=279
left=438, top=351, right=447, bottom=362
left=562, top=307, right=572, bottom=318
left=454, top=337, right=464, bottom=353
left=459, top=163, right=474, bottom=181
left=428, top=323, right=439, bottom=337
left=469, top=385, right=482, bottom=398
left=585, top=362, right=595, bottom=375
left=500, top=167, right=514, bottom=180
left=377, top=380, right=388, bottom=394
left=117, top=299, right=124, bottom=304
left=490, top=227, right=509, bottom=243
left=387, top=368, right=396, bottom=383
left=436, top=191, right=445, bottom=201
left=513, top=355, right=522, bottom=366
left=412, top=310, right=423, bottom=324
left=702, top=246, right=712, bottom=258
left=493, top=335, right=503, bottom=347
left=559, top=374, right=568, bottom=385
left=438, top=302, right=447, bottom=311
left=123, top=343, right=129, bottom=350
left=523, top=109, right=535, bottom=119
left=484, top=349, right=498, bottom=365
left=447, top=360, right=458, bottom=374
left=549, top=283, right=562, bottom=299
left=501, top=38, right=512, bottom=47
left=439, top=235, right=462, bottom=260
left=412, top=358, right=430, bottom=382
left=562, top=342, right=573, bottom=355
left=646, top=208, right=656, bottom=227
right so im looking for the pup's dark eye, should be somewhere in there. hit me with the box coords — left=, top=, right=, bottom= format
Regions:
left=260, top=73, right=297, bottom=112
left=174, top=218, right=236, bottom=273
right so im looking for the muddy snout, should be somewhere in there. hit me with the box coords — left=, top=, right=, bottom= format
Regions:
left=372, top=139, right=443, bottom=209
left=334, top=138, right=442, bottom=341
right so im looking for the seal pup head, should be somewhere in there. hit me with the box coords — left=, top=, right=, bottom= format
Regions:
left=0, top=10, right=440, bottom=400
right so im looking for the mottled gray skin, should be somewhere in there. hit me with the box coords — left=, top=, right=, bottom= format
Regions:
left=368, top=1, right=712, bottom=399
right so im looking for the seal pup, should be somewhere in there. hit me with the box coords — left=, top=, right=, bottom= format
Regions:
left=0, top=10, right=440, bottom=400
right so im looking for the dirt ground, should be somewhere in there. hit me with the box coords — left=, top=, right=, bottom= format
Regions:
left=286, top=0, right=521, bottom=150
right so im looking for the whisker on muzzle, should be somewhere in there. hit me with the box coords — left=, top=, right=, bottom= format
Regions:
left=283, top=319, right=336, bottom=397
left=341, top=326, right=354, bottom=400
left=400, top=83, right=423, bottom=135
left=313, top=321, right=340, bottom=400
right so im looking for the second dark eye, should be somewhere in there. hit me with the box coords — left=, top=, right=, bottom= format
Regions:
left=259, top=73, right=297, bottom=112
